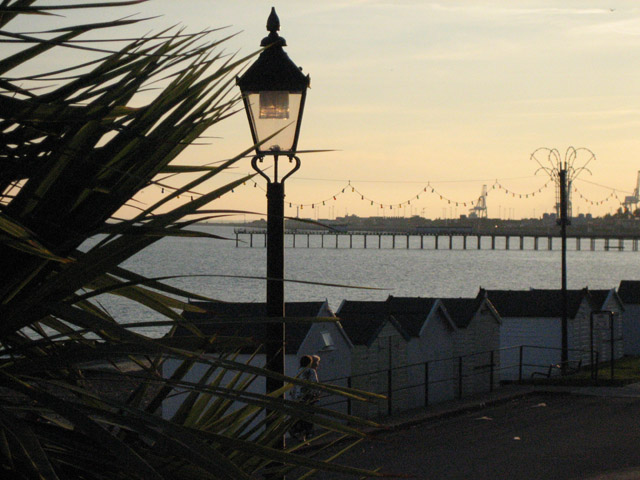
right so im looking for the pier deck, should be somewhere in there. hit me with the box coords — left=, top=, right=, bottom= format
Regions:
left=233, top=228, right=640, bottom=252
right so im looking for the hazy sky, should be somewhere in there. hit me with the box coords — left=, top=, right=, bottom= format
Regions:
left=14, top=1, right=640, bottom=220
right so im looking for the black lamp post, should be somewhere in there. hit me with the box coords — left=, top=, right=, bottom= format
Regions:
left=237, top=7, right=310, bottom=417
left=531, top=147, right=595, bottom=372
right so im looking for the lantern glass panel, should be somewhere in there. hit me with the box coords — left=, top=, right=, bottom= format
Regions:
left=259, top=91, right=289, bottom=119
left=246, top=91, right=302, bottom=152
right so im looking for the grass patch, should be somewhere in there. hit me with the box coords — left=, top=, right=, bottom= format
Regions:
left=518, top=356, right=640, bottom=387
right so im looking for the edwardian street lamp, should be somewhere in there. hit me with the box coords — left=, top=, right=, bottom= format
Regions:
left=237, top=8, right=310, bottom=405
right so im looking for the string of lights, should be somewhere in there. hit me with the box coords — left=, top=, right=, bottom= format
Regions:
left=142, top=174, right=627, bottom=210
left=573, top=186, right=622, bottom=206
left=235, top=178, right=555, bottom=211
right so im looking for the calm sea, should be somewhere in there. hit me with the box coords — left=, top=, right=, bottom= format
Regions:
left=93, top=224, right=640, bottom=337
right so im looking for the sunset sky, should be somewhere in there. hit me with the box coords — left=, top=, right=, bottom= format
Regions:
left=15, top=1, right=640, bottom=220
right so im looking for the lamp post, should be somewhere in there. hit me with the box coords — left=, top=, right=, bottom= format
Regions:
left=237, top=7, right=310, bottom=439
left=531, top=147, right=595, bottom=372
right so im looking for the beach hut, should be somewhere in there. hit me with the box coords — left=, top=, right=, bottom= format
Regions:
left=483, top=288, right=597, bottom=381
left=385, top=296, right=458, bottom=406
left=335, top=300, right=410, bottom=418
left=161, top=300, right=350, bottom=420
left=441, top=292, right=501, bottom=395
left=589, top=288, right=625, bottom=362
left=618, top=280, right=640, bottom=355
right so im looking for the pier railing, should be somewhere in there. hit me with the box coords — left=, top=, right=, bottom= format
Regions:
left=234, top=228, right=640, bottom=252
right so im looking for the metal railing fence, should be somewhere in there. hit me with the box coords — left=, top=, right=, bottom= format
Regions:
left=315, top=344, right=610, bottom=418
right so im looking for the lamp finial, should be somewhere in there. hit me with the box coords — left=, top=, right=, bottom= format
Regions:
left=267, top=7, right=280, bottom=33
left=261, top=7, right=286, bottom=47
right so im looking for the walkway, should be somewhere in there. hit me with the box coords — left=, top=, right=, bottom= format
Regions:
left=315, top=382, right=640, bottom=480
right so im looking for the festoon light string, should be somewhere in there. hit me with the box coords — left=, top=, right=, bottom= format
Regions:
left=149, top=176, right=624, bottom=210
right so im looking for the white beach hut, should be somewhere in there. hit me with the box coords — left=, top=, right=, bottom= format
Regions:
left=161, top=300, right=350, bottom=421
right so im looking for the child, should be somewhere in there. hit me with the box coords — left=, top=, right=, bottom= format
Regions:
left=290, top=355, right=320, bottom=441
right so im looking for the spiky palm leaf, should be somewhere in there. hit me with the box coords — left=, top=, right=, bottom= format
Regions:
left=0, top=2, right=385, bottom=479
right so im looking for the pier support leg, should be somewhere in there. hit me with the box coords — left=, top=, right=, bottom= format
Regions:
left=449, top=235, right=453, bottom=250
left=307, top=234, right=310, bottom=248
left=548, top=236, right=552, bottom=250
left=463, top=236, right=467, bottom=250
left=392, top=235, right=395, bottom=249
left=321, top=234, right=324, bottom=248
left=379, top=234, right=382, bottom=249
left=591, top=238, right=595, bottom=251
left=576, top=237, right=580, bottom=251
left=619, top=238, right=624, bottom=251
left=420, top=235, right=424, bottom=249
left=605, top=238, right=610, bottom=251
left=407, top=235, right=410, bottom=249
left=491, top=236, right=495, bottom=250
left=435, top=235, right=439, bottom=250
left=350, top=234, right=353, bottom=249
left=520, top=236, right=524, bottom=250
left=236, top=231, right=239, bottom=248
left=477, top=235, right=481, bottom=249
left=250, top=233, right=253, bottom=248
left=534, top=237, right=538, bottom=250
left=292, top=233, right=296, bottom=248
left=335, top=234, right=339, bottom=249
left=506, top=236, right=510, bottom=250
left=364, top=235, right=367, bottom=249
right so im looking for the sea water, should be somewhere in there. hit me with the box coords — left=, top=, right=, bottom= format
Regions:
left=91, top=225, right=640, bottom=337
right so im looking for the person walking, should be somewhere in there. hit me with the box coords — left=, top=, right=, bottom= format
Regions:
left=290, top=355, right=321, bottom=441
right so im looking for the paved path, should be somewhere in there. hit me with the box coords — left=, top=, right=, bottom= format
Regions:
left=314, top=384, right=640, bottom=479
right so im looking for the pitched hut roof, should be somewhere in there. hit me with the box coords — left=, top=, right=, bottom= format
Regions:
left=588, top=288, right=624, bottom=312
left=618, top=281, right=640, bottom=304
left=440, top=297, right=483, bottom=328
left=176, top=301, right=330, bottom=353
left=482, top=288, right=594, bottom=319
left=336, top=300, right=409, bottom=346
left=386, top=296, right=439, bottom=337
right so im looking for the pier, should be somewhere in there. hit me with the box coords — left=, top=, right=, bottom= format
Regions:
left=233, top=228, right=640, bottom=252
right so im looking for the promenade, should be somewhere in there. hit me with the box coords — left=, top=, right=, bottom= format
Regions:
left=316, top=382, right=640, bottom=479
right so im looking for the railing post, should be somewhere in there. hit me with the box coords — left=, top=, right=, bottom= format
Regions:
left=458, top=356, right=463, bottom=399
left=387, top=366, right=393, bottom=416
left=610, top=312, right=615, bottom=380
left=424, top=361, right=429, bottom=407
left=519, top=346, right=524, bottom=383
left=347, top=376, right=352, bottom=416
left=489, top=350, right=495, bottom=392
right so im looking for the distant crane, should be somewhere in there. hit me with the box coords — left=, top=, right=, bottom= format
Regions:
left=469, top=184, right=488, bottom=218
left=623, top=170, right=640, bottom=214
